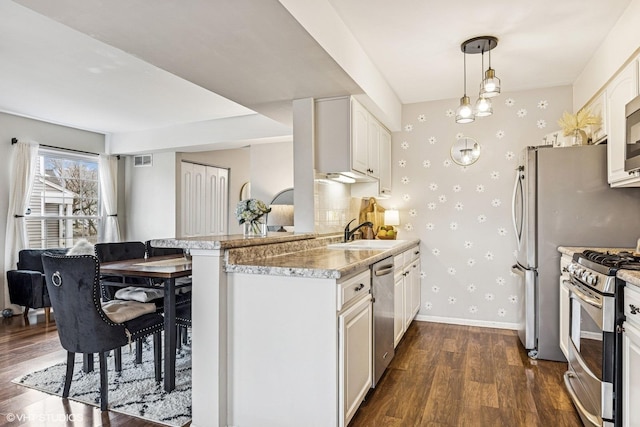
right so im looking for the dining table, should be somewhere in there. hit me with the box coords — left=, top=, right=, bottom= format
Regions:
left=99, top=254, right=192, bottom=392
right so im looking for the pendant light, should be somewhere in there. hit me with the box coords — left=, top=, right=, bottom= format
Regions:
left=455, top=44, right=475, bottom=124
left=481, top=43, right=501, bottom=98
left=475, top=50, right=493, bottom=117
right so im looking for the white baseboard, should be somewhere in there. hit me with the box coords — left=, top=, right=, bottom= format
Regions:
left=414, top=314, right=518, bottom=330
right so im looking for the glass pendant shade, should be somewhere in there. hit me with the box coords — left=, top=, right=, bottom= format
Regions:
left=475, top=95, right=493, bottom=117
left=450, top=136, right=480, bottom=166
left=456, top=95, right=475, bottom=124
left=481, top=67, right=501, bottom=98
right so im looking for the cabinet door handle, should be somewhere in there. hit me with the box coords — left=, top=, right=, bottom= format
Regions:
left=630, top=304, right=640, bottom=315
left=354, top=283, right=365, bottom=291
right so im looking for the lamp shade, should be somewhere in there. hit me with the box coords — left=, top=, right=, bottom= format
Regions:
left=384, top=209, right=400, bottom=226
left=267, top=204, right=294, bottom=231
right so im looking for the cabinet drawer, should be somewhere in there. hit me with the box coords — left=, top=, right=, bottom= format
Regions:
left=404, top=246, right=420, bottom=266
left=338, top=270, right=371, bottom=311
left=625, top=285, right=640, bottom=327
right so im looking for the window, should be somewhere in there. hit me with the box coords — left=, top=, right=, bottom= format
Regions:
left=25, top=149, right=101, bottom=248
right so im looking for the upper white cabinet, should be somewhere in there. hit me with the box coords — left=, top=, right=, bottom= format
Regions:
left=606, top=58, right=639, bottom=186
left=315, top=96, right=392, bottom=195
left=584, top=91, right=607, bottom=144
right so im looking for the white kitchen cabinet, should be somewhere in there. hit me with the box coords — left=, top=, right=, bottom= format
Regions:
left=315, top=96, right=391, bottom=193
left=410, top=256, right=421, bottom=319
left=339, top=290, right=373, bottom=426
left=559, top=254, right=572, bottom=359
left=607, top=59, right=639, bottom=186
left=393, top=245, right=421, bottom=347
left=393, top=271, right=404, bottom=347
left=227, top=268, right=372, bottom=427
left=585, top=91, right=607, bottom=144
left=622, top=285, right=640, bottom=427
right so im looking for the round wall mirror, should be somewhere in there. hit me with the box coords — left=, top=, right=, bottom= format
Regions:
left=450, top=136, right=481, bottom=166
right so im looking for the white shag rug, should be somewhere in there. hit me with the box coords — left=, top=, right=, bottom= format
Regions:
left=13, top=338, right=192, bottom=427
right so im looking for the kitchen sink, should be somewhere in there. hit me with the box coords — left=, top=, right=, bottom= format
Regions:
left=327, top=240, right=408, bottom=250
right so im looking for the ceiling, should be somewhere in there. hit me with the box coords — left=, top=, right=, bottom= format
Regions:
left=0, top=0, right=633, bottom=145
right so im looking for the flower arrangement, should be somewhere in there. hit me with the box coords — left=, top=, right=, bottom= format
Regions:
left=236, top=198, right=271, bottom=235
left=557, top=108, right=601, bottom=144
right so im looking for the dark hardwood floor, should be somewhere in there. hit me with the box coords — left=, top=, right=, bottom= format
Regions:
left=350, top=322, right=582, bottom=427
left=0, top=311, right=580, bottom=426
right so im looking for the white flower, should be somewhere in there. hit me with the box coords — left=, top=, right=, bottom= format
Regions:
left=426, top=222, right=434, bottom=231
left=428, top=136, right=437, bottom=144
left=455, top=202, right=464, bottom=211
left=485, top=293, right=495, bottom=301
left=401, top=176, right=410, bottom=184
left=423, top=160, right=431, bottom=168
left=398, top=159, right=407, bottom=168
left=537, top=119, right=547, bottom=129
left=485, top=251, right=494, bottom=261
left=464, top=241, right=473, bottom=249
left=404, top=223, right=413, bottom=231
left=432, top=248, right=440, bottom=256
left=469, top=305, right=478, bottom=314
left=509, top=295, right=518, bottom=304
left=491, top=198, right=502, bottom=207
left=497, top=308, right=507, bottom=317
left=505, top=98, right=515, bottom=107
left=438, top=195, right=447, bottom=203
left=476, top=184, right=485, bottom=193
left=404, top=124, right=413, bottom=132
left=445, top=109, right=455, bottom=117
left=467, top=283, right=477, bottom=292
left=402, top=193, right=411, bottom=201
left=467, top=258, right=476, bottom=267
left=401, top=141, right=410, bottom=149
left=537, top=100, right=549, bottom=109
left=448, top=296, right=457, bottom=304
left=432, top=285, right=440, bottom=293
left=420, top=271, right=426, bottom=279
left=491, top=171, right=500, bottom=180
left=418, top=114, right=426, bottom=122
left=429, top=182, right=438, bottom=191
left=498, top=227, right=507, bottom=236
left=443, top=159, right=452, bottom=167
left=517, top=108, right=528, bottom=118
left=477, top=214, right=487, bottom=223
left=497, top=277, right=506, bottom=285
left=505, top=151, right=515, bottom=160
left=496, top=130, right=505, bottom=139
left=450, top=222, right=458, bottom=231
left=409, top=209, right=417, bottom=217
left=427, top=202, right=436, bottom=210
left=425, top=302, right=433, bottom=310
left=456, top=132, right=464, bottom=140
left=447, top=267, right=456, bottom=275
left=453, top=184, right=462, bottom=192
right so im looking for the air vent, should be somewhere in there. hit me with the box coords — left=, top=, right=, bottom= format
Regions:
left=133, top=154, right=152, bottom=167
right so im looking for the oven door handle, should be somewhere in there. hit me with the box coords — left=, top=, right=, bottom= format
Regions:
left=563, top=372, right=600, bottom=427
left=569, top=282, right=603, bottom=309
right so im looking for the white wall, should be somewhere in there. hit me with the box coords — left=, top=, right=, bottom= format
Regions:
left=249, top=142, right=293, bottom=205
left=386, top=85, right=572, bottom=328
left=124, top=151, right=177, bottom=242
left=0, top=112, right=104, bottom=309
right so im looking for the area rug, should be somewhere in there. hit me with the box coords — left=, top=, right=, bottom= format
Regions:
left=13, top=338, right=192, bottom=427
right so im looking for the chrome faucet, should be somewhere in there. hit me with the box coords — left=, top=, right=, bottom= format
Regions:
left=343, top=219, right=374, bottom=242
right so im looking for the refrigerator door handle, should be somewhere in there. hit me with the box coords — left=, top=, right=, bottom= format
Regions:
left=512, top=167, right=524, bottom=248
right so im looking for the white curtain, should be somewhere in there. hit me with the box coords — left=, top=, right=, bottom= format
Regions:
left=3, top=141, right=39, bottom=311
left=99, top=154, right=121, bottom=242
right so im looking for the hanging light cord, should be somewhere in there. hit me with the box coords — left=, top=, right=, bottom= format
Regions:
left=463, top=46, right=467, bottom=95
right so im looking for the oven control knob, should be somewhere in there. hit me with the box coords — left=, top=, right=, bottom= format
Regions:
left=581, top=271, right=590, bottom=281
left=586, top=275, right=598, bottom=285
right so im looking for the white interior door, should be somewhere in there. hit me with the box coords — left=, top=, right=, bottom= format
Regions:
left=180, top=161, right=228, bottom=237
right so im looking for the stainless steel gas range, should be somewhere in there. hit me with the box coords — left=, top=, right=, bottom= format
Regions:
left=563, top=250, right=638, bottom=427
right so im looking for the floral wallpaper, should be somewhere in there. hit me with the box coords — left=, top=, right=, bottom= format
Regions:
left=387, top=85, right=572, bottom=326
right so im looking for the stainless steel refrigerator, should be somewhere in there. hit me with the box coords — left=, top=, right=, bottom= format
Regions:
left=511, top=144, right=640, bottom=361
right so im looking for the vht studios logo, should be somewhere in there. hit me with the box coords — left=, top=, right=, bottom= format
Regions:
left=3, top=412, right=82, bottom=423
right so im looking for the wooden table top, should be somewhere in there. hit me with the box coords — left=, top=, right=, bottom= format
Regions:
left=100, top=255, right=192, bottom=279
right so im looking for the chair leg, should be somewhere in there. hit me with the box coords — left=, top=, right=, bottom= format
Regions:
left=63, top=351, right=75, bottom=398
left=176, top=326, right=182, bottom=350
left=44, top=307, right=51, bottom=324
left=153, top=331, right=162, bottom=383
left=182, top=326, right=189, bottom=345
left=135, top=338, right=143, bottom=364
left=22, top=307, right=29, bottom=318
left=83, top=353, right=94, bottom=373
left=114, top=347, right=122, bottom=372
left=99, top=352, right=109, bottom=411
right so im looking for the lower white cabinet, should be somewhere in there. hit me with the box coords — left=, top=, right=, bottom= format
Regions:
left=339, top=292, right=373, bottom=426
left=559, top=254, right=571, bottom=359
left=394, top=245, right=421, bottom=347
left=622, top=285, right=640, bottom=427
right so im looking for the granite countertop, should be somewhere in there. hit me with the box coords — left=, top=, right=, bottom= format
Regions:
left=558, top=246, right=640, bottom=288
left=225, top=238, right=420, bottom=279
left=150, top=232, right=316, bottom=251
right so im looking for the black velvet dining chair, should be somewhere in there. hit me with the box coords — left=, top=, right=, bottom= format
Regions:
left=94, top=241, right=149, bottom=300
left=41, top=253, right=164, bottom=411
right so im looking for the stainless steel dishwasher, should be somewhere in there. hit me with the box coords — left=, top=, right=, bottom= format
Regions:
left=371, top=256, right=395, bottom=387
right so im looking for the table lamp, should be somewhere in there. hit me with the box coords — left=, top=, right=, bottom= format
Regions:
left=381, top=209, right=400, bottom=239
left=267, top=204, right=294, bottom=232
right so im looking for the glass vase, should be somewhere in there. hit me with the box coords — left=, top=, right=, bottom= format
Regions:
left=243, top=220, right=267, bottom=237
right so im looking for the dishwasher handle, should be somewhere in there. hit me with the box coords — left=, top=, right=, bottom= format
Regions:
left=374, top=264, right=394, bottom=276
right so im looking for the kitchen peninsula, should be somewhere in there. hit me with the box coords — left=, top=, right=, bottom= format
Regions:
left=151, top=233, right=420, bottom=427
